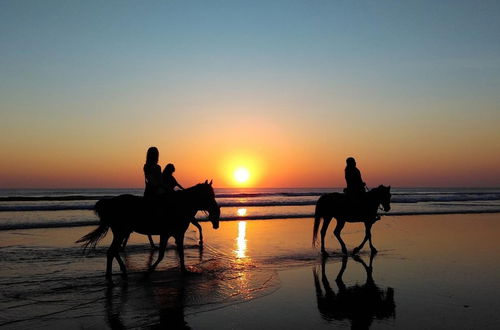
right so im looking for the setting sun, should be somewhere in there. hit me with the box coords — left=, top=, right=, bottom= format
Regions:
left=234, top=168, right=250, bottom=183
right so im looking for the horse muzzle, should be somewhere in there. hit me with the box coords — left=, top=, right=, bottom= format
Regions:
left=209, top=206, right=220, bottom=229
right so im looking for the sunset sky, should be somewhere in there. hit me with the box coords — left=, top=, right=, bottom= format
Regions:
left=1, top=0, right=499, bottom=188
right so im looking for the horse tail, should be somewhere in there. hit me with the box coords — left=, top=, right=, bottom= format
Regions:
left=76, top=199, right=110, bottom=253
left=312, top=196, right=323, bottom=247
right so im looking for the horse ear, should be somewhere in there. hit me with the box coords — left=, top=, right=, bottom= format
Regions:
left=209, top=179, right=213, bottom=185
left=388, top=185, right=391, bottom=190
left=204, top=180, right=208, bottom=184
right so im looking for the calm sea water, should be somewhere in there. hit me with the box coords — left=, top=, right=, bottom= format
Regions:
left=1, top=187, right=500, bottom=230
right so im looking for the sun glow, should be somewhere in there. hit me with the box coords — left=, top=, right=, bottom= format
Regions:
left=219, top=153, right=264, bottom=187
left=234, top=167, right=250, bottom=183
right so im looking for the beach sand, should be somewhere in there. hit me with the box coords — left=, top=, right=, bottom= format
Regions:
left=1, top=214, right=500, bottom=329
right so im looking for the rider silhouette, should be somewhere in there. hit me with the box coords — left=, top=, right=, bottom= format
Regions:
left=143, top=146, right=163, bottom=248
left=144, top=147, right=164, bottom=198
left=162, top=163, right=185, bottom=193
left=344, top=157, right=366, bottom=196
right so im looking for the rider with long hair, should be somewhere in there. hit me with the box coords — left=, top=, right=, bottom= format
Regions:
left=144, top=147, right=163, bottom=197
left=142, top=146, right=163, bottom=248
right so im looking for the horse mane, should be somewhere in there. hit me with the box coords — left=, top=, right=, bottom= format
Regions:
left=183, top=181, right=211, bottom=192
left=367, top=185, right=389, bottom=195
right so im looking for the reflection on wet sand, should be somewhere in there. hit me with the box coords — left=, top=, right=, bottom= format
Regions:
left=313, top=254, right=395, bottom=329
left=235, top=221, right=247, bottom=259
left=105, top=276, right=191, bottom=330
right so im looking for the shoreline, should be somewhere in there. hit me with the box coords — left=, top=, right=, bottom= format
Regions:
left=2, top=210, right=500, bottom=232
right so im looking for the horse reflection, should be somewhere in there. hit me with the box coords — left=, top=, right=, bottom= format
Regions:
left=105, top=278, right=190, bottom=330
left=313, top=254, right=395, bottom=329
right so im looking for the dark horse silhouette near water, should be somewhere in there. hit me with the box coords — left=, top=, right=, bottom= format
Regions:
left=313, top=254, right=395, bottom=328
left=77, top=181, right=220, bottom=278
left=313, top=185, right=391, bottom=255
left=120, top=217, right=205, bottom=250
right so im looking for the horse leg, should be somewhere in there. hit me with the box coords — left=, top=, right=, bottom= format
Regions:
left=175, top=234, right=187, bottom=273
left=106, top=233, right=127, bottom=279
left=320, top=217, right=332, bottom=256
left=149, top=235, right=168, bottom=272
left=335, top=255, right=348, bottom=286
left=353, top=222, right=371, bottom=254
left=148, top=235, right=158, bottom=250
left=114, top=238, right=128, bottom=278
left=333, top=221, right=347, bottom=255
left=367, top=224, right=377, bottom=254
left=192, top=219, right=203, bottom=247
left=120, top=233, right=130, bottom=251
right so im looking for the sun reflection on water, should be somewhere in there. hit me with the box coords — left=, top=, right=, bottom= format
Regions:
left=235, top=221, right=247, bottom=259
left=237, top=208, right=247, bottom=217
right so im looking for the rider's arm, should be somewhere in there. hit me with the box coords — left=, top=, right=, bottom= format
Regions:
left=174, top=177, right=185, bottom=190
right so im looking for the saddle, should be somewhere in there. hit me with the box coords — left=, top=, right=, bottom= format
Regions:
left=341, top=191, right=377, bottom=220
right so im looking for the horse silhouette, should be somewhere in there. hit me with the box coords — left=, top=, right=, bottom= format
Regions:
left=313, top=254, right=395, bottom=329
left=120, top=218, right=205, bottom=250
left=313, top=185, right=391, bottom=255
left=77, top=181, right=220, bottom=279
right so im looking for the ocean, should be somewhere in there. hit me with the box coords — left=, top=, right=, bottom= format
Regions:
left=2, top=188, right=500, bottom=329
left=1, top=187, right=500, bottom=230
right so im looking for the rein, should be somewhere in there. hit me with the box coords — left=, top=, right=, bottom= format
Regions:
left=367, top=185, right=387, bottom=213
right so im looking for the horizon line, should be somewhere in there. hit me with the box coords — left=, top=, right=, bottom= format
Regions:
left=1, top=186, right=500, bottom=190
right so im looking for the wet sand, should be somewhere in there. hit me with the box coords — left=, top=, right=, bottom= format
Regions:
left=1, top=214, right=500, bottom=329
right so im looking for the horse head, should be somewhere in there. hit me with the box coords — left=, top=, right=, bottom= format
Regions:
left=376, top=185, right=392, bottom=212
left=196, top=180, right=220, bottom=229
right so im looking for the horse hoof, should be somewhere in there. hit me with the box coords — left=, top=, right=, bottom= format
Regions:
left=321, top=250, right=329, bottom=257
left=352, top=248, right=360, bottom=255
left=371, top=248, right=378, bottom=254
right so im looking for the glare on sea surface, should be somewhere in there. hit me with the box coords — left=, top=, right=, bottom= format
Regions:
left=235, top=221, right=247, bottom=259
left=237, top=208, right=247, bottom=217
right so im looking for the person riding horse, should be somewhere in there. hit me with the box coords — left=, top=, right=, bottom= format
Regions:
left=344, top=157, right=366, bottom=196
left=343, top=157, right=381, bottom=221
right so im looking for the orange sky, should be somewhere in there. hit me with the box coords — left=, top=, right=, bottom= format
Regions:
left=1, top=2, right=500, bottom=188
left=1, top=108, right=499, bottom=188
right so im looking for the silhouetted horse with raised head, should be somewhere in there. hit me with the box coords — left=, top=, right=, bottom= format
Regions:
left=313, top=185, right=391, bottom=255
left=77, top=181, right=220, bottom=278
